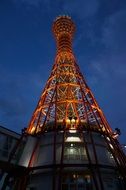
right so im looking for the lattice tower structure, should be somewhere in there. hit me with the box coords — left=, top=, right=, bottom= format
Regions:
left=27, top=16, right=112, bottom=135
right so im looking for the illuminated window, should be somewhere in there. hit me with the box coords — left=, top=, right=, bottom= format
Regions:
left=64, top=143, right=86, bottom=160
left=66, top=136, right=81, bottom=142
left=108, top=151, right=115, bottom=164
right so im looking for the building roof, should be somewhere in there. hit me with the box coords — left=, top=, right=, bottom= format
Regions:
left=0, top=125, right=21, bottom=139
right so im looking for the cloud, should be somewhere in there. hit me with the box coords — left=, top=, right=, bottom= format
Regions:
left=12, top=0, right=62, bottom=11
left=0, top=63, right=46, bottom=131
left=12, top=0, right=99, bottom=19
left=63, top=0, right=99, bottom=19
left=80, top=9, right=126, bottom=140
left=78, top=7, right=126, bottom=79
left=102, top=10, right=126, bottom=53
left=89, top=9, right=126, bottom=83
left=12, top=0, right=42, bottom=6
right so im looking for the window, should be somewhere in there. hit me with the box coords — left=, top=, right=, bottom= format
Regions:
left=2, top=136, right=13, bottom=158
left=107, top=151, right=115, bottom=164
left=62, top=173, right=92, bottom=190
left=64, top=143, right=86, bottom=160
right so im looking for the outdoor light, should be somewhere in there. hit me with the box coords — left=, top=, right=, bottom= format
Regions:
left=69, top=129, right=77, bottom=133
left=66, top=136, right=81, bottom=142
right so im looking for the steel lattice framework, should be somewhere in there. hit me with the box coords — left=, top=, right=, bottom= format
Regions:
left=27, top=16, right=112, bottom=135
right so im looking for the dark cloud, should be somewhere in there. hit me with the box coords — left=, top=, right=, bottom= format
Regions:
left=11, top=0, right=99, bottom=19
left=12, top=0, right=42, bottom=6
left=102, top=10, right=126, bottom=53
left=0, top=63, right=46, bottom=131
left=63, top=0, right=99, bottom=19
left=69, top=4, right=126, bottom=142
left=74, top=7, right=126, bottom=144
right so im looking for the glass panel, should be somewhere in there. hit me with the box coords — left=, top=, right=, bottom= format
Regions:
left=62, top=173, right=92, bottom=190
left=77, top=176, right=84, bottom=184
left=70, top=184, right=76, bottom=190
left=77, top=184, right=84, bottom=190
left=86, top=184, right=92, bottom=190
left=62, top=184, right=68, bottom=190
left=64, top=143, right=86, bottom=160
left=69, top=174, right=76, bottom=183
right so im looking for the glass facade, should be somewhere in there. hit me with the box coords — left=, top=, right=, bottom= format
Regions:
left=62, top=173, right=92, bottom=190
left=0, top=127, right=20, bottom=161
left=64, top=143, right=87, bottom=160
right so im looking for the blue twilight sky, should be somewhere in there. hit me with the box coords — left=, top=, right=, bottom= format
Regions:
left=0, top=0, right=126, bottom=144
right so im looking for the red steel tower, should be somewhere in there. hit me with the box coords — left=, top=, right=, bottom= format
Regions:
left=1, top=16, right=126, bottom=190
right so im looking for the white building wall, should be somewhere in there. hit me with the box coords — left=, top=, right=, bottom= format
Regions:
left=0, top=126, right=20, bottom=162
left=19, top=136, right=37, bottom=167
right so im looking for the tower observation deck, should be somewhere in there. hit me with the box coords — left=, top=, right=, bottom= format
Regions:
left=1, top=16, right=126, bottom=190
